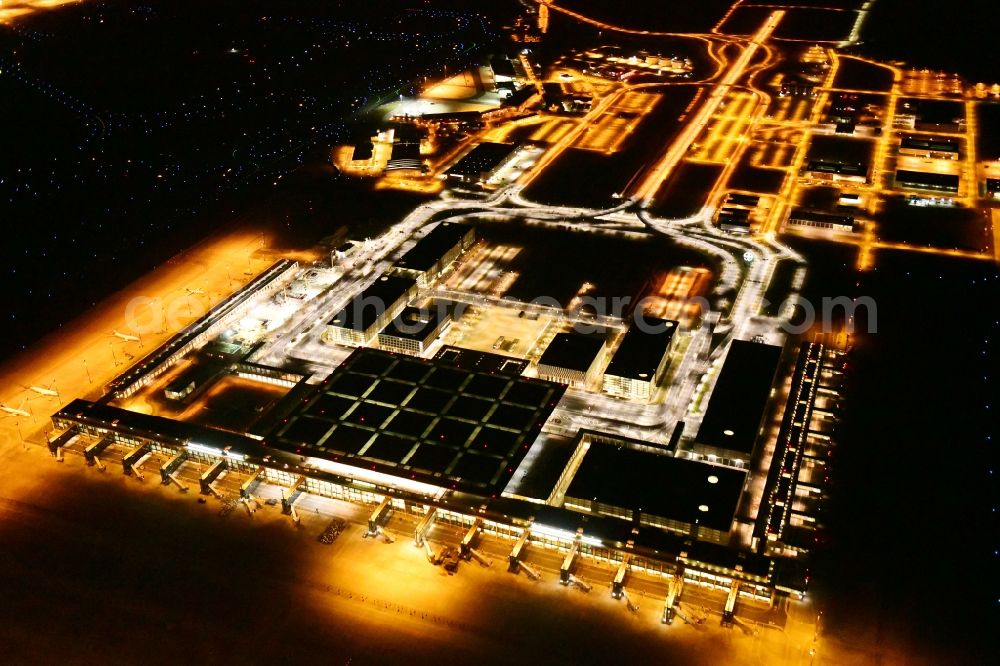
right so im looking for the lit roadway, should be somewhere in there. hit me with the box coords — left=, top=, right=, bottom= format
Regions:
left=632, top=11, right=784, bottom=203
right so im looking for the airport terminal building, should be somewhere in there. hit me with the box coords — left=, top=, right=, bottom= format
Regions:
left=694, top=340, right=783, bottom=466
left=602, top=318, right=678, bottom=401
left=390, top=222, right=476, bottom=288
left=324, top=274, right=417, bottom=347
left=535, top=331, right=608, bottom=389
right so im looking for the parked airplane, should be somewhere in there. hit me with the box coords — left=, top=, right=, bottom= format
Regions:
left=24, top=382, right=58, bottom=398
left=0, top=399, right=31, bottom=418
left=112, top=330, right=140, bottom=343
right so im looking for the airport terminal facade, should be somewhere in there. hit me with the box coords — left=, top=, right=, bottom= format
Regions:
left=43, top=219, right=838, bottom=623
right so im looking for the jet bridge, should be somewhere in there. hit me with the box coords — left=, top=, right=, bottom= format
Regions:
left=281, top=475, right=307, bottom=515
left=559, top=543, right=579, bottom=585
left=84, top=435, right=114, bottom=468
left=159, top=450, right=189, bottom=492
left=367, top=497, right=392, bottom=536
left=199, top=459, right=227, bottom=497
left=122, top=443, right=151, bottom=478
left=414, top=508, right=437, bottom=546
left=612, top=554, right=630, bottom=599
left=240, top=466, right=266, bottom=500
left=722, top=579, right=740, bottom=625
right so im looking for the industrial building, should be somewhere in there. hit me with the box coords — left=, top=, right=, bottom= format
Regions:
left=391, top=222, right=475, bottom=288
left=602, top=318, right=678, bottom=401
left=535, top=331, right=607, bottom=389
left=894, top=169, right=960, bottom=194
left=377, top=304, right=452, bottom=356
left=324, top=274, right=417, bottom=347
left=893, top=98, right=965, bottom=133
left=899, top=135, right=960, bottom=160
left=445, top=142, right=520, bottom=184
left=560, top=433, right=747, bottom=544
left=717, top=207, right=752, bottom=234
left=787, top=208, right=856, bottom=232
left=694, top=340, right=782, bottom=465
left=803, top=136, right=872, bottom=184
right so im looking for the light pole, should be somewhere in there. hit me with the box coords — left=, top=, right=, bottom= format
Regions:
left=84, top=359, right=92, bottom=384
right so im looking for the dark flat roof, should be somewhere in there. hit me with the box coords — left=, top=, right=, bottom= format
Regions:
left=604, top=318, right=677, bottom=381
left=537, top=331, right=606, bottom=373
left=901, top=136, right=959, bottom=153
left=328, top=274, right=415, bottom=332
left=790, top=208, right=855, bottom=225
left=164, top=362, right=223, bottom=393
left=270, top=348, right=565, bottom=493
left=805, top=135, right=873, bottom=169
left=565, top=440, right=746, bottom=532
left=695, top=340, right=782, bottom=457
left=380, top=305, right=448, bottom=342
left=55, top=399, right=261, bottom=453
left=446, top=142, right=516, bottom=178
left=393, top=223, right=472, bottom=274
left=895, top=169, right=960, bottom=191
left=434, top=345, right=528, bottom=376
left=720, top=207, right=751, bottom=219
left=727, top=193, right=760, bottom=207
left=899, top=98, right=964, bottom=125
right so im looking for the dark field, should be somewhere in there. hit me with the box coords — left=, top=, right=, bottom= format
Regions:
left=875, top=197, right=993, bottom=253
left=790, top=243, right=1000, bottom=665
left=0, top=0, right=491, bottom=361
left=977, top=102, right=1000, bottom=161
left=855, top=0, right=993, bottom=82
left=718, top=6, right=771, bottom=36
left=774, top=9, right=859, bottom=42
left=727, top=160, right=787, bottom=195
left=559, top=0, right=735, bottom=33
left=478, top=221, right=713, bottom=307
left=831, top=57, right=895, bottom=92
left=650, top=161, right=724, bottom=218
left=797, top=185, right=841, bottom=211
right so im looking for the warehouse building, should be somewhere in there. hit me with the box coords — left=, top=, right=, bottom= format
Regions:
left=894, top=169, right=960, bottom=194
left=536, top=331, right=608, bottom=389
left=694, top=340, right=783, bottom=465
left=445, top=142, right=520, bottom=184
left=899, top=135, right=960, bottom=160
left=324, top=274, right=417, bottom=347
left=391, top=222, right=475, bottom=288
left=602, top=318, right=678, bottom=401
left=787, top=208, right=856, bottom=232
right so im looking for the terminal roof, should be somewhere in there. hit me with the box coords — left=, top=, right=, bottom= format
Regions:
left=380, top=304, right=447, bottom=342
left=393, top=222, right=471, bottom=274
left=328, top=274, right=415, bottom=332
left=565, top=441, right=746, bottom=532
left=537, top=331, right=606, bottom=373
left=270, top=348, right=565, bottom=494
left=695, top=340, right=782, bottom=457
left=604, top=318, right=677, bottom=381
